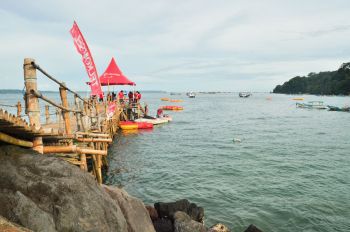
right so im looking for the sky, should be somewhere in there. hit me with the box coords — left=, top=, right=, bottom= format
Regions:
left=0, top=0, right=350, bottom=92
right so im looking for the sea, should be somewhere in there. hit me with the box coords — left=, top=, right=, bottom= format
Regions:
left=1, top=91, right=349, bottom=231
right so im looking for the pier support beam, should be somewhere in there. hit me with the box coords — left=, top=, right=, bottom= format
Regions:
left=24, top=58, right=43, bottom=153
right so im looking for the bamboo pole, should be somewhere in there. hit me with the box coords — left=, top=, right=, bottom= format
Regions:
left=80, top=153, right=87, bottom=171
left=43, top=145, right=107, bottom=155
left=24, top=58, right=43, bottom=154
left=76, top=132, right=110, bottom=138
left=0, top=132, right=33, bottom=148
left=16, top=101, right=21, bottom=117
left=59, top=83, right=72, bottom=135
left=45, top=105, right=50, bottom=124
left=76, top=138, right=112, bottom=143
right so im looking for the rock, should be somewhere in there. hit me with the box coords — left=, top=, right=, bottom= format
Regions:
left=187, top=203, right=204, bottom=223
left=173, top=211, right=206, bottom=232
left=146, top=205, right=159, bottom=221
left=244, top=224, right=263, bottom=232
left=103, top=185, right=155, bottom=232
left=0, top=215, right=32, bottom=232
left=153, top=218, right=174, bottom=232
left=0, top=145, right=131, bottom=231
left=154, top=199, right=204, bottom=222
left=208, top=223, right=231, bottom=232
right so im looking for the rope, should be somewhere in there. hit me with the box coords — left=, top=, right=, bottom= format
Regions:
left=0, top=103, right=16, bottom=108
left=31, top=61, right=93, bottom=106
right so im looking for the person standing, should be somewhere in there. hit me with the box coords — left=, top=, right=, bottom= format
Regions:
left=128, top=91, right=134, bottom=103
left=118, top=90, right=124, bottom=103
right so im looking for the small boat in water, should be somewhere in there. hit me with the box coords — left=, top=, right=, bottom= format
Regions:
left=187, top=92, right=196, bottom=98
left=327, top=105, right=350, bottom=112
left=135, top=115, right=172, bottom=125
left=239, top=92, right=251, bottom=98
left=296, top=101, right=328, bottom=109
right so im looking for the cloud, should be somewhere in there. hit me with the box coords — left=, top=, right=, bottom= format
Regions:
left=0, top=0, right=349, bottom=91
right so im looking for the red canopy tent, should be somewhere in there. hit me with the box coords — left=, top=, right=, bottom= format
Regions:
left=99, top=57, right=135, bottom=86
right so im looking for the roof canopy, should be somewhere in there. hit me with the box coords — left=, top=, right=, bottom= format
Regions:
left=99, top=57, right=135, bottom=86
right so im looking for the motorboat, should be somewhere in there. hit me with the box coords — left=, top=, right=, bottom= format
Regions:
left=187, top=92, right=196, bottom=98
left=296, top=101, right=328, bottom=109
left=239, top=92, right=252, bottom=98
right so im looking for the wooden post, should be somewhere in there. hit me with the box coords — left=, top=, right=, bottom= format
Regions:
left=74, top=95, right=82, bottom=131
left=59, top=83, right=72, bottom=135
left=16, top=101, right=22, bottom=117
left=45, top=105, right=50, bottom=124
left=24, top=58, right=43, bottom=154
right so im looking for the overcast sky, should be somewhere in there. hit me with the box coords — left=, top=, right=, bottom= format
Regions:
left=1, top=0, right=349, bottom=92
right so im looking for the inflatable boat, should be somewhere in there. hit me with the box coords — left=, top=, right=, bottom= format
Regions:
left=135, top=116, right=172, bottom=125
left=119, top=121, right=153, bottom=130
left=161, top=106, right=184, bottom=111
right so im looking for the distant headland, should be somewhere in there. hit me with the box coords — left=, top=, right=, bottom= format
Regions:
left=273, top=62, right=350, bottom=95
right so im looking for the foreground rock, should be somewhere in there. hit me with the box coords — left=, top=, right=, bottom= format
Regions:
left=208, top=223, right=231, bottom=232
left=244, top=224, right=263, bottom=232
left=0, top=215, right=32, bottom=232
left=173, top=211, right=206, bottom=232
left=155, top=199, right=204, bottom=222
left=103, top=185, right=155, bottom=232
left=0, top=145, right=155, bottom=232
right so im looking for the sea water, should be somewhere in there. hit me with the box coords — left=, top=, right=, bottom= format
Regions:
left=1, top=92, right=349, bottom=231
left=105, top=93, right=350, bottom=232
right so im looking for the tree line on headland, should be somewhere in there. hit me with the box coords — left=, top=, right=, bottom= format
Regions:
left=273, top=62, right=350, bottom=95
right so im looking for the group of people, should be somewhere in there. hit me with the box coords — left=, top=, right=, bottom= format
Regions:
left=118, top=90, right=142, bottom=104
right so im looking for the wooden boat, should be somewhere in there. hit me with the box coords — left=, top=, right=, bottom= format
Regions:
left=239, top=92, right=251, bottom=98
left=161, top=98, right=169, bottom=101
left=296, top=101, right=328, bottom=109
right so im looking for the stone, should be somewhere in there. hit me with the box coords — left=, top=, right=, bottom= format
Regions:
left=0, top=145, right=129, bottom=232
left=208, top=223, right=231, bottom=232
left=0, top=215, right=32, bottom=232
left=146, top=205, right=159, bottom=221
left=244, top=224, right=263, bottom=232
left=173, top=211, right=206, bottom=232
left=153, top=218, right=174, bottom=232
left=154, top=199, right=204, bottom=222
left=103, top=185, right=155, bottom=232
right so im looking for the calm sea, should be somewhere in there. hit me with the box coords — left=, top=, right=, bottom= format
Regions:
left=1, top=92, right=349, bottom=231
left=105, top=93, right=350, bottom=232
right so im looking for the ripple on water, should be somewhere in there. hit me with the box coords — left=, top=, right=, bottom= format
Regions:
left=106, top=93, right=350, bottom=232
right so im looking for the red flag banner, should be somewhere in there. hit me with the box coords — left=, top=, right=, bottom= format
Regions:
left=70, top=21, right=102, bottom=96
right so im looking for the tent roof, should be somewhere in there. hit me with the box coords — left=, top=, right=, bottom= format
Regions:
left=99, top=57, right=135, bottom=86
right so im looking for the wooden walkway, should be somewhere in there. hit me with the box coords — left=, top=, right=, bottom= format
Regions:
left=0, top=58, right=135, bottom=184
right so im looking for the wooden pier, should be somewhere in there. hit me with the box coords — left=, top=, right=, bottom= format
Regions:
left=0, top=58, right=141, bottom=184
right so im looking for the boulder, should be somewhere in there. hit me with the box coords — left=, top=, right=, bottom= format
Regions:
left=244, top=224, right=263, bottom=232
left=103, top=185, right=155, bottom=232
left=173, top=211, right=206, bottom=232
left=153, top=218, right=174, bottom=232
left=0, top=145, right=136, bottom=232
left=0, top=215, right=32, bottom=232
left=154, top=199, right=204, bottom=222
left=208, top=223, right=231, bottom=232
left=146, top=205, right=159, bottom=221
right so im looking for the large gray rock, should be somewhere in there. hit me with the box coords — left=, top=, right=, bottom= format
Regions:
left=0, top=145, right=129, bottom=232
left=244, top=224, right=263, bottom=232
left=173, top=211, right=206, bottom=232
left=155, top=199, right=204, bottom=222
left=103, top=185, right=155, bottom=232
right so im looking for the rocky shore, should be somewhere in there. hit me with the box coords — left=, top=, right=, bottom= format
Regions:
left=0, top=145, right=263, bottom=232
